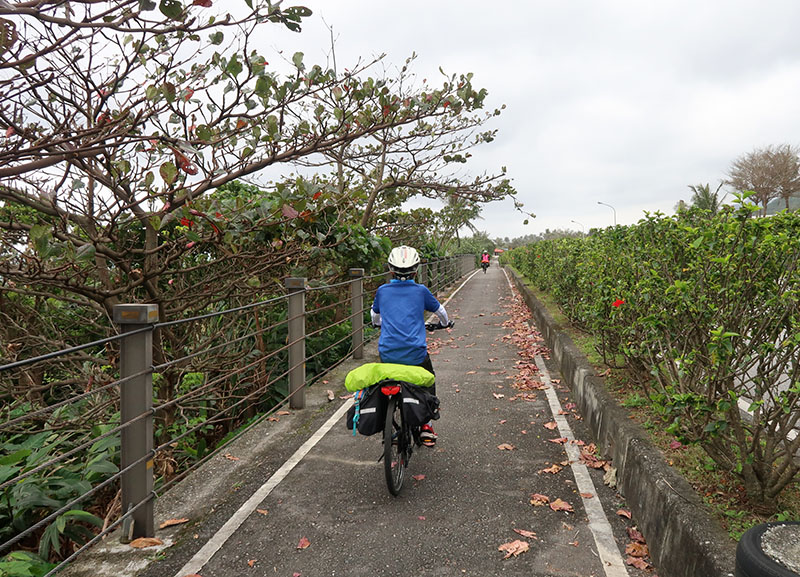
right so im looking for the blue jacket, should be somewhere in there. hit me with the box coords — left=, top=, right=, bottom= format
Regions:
left=372, top=280, right=442, bottom=365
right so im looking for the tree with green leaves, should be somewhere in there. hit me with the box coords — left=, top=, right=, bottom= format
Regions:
left=0, top=0, right=513, bottom=357
left=687, top=182, right=723, bottom=214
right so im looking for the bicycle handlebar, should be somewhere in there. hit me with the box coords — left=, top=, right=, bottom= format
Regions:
left=425, top=321, right=455, bottom=332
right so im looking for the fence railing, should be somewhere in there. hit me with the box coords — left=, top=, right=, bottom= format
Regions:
left=0, top=254, right=475, bottom=575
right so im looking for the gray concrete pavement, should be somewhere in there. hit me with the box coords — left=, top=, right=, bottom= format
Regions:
left=69, top=263, right=652, bottom=577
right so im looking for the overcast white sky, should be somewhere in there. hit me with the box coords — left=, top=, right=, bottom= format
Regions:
left=262, top=1, right=800, bottom=240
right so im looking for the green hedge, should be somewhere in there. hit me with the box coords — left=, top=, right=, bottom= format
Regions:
left=504, top=200, right=800, bottom=510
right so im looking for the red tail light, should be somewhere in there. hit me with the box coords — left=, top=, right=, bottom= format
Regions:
left=381, top=385, right=401, bottom=396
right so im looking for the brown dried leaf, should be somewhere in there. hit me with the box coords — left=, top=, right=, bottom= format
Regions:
left=540, top=464, right=562, bottom=474
left=513, top=528, right=538, bottom=539
left=626, top=556, right=651, bottom=570
left=492, top=393, right=505, bottom=399
left=548, top=437, right=568, bottom=444
left=497, top=443, right=515, bottom=451
left=222, top=453, right=239, bottom=461
left=129, top=537, right=163, bottom=548
left=617, top=509, right=632, bottom=519
left=412, top=474, right=425, bottom=481
left=627, top=526, right=646, bottom=543
left=467, top=370, right=477, bottom=374
left=530, top=493, right=550, bottom=506
left=277, top=410, right=291, bottom=416
left=247, top=559, right=256, bottom=567
left=549, top=498, right=574, bottom=513
left=580, top=492, right=594, bottom=499
left=256, top=509, right=268, bottom=516
left=326, top=390, right=335, bottom=401
left=543, top=421, right=558, bottom=430
left=296, top=536, right=311, bottom=550
left=498, top=539, right=529, bottom=559
left=625, top=542, right=649, bottom=558
left=159, top=518, right=189, bottom=529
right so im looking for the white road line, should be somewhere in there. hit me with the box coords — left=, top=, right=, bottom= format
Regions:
left=535, top=355, right=629, bottom=577
left=502, top=268, right=628, bottom=575
left=174, top=399, right=354, bottom=577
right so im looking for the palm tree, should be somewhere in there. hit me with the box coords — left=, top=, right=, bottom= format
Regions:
left=688, top=183, right=723, bottom=214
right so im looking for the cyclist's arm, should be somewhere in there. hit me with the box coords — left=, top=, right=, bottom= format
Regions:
left=433, top=304, right=449, bottom=326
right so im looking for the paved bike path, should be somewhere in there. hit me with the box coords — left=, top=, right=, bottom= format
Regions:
left=139, top=264, right=650, bottom=577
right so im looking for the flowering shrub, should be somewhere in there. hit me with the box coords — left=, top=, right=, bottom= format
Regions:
left=505, top=201, right=800, bottom=510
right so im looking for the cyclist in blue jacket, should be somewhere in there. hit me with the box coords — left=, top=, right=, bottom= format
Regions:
left=370, top=245, right=451, bottom=445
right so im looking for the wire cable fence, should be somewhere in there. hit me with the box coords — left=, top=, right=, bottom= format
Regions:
left=0, top=255, right=475, bottom=575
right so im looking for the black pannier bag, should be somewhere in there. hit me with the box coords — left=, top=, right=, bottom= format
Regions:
left=346, top=384, right=388, bottom=436
left=400, top=382, right=440, bottom=428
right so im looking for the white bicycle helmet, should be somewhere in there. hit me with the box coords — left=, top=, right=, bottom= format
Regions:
left=387, top=245, right=420, bottom=280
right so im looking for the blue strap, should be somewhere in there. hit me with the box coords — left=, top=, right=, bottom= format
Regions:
left=352, top=389, right=364, bottom=436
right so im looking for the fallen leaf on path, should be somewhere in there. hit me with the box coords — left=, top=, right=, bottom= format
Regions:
left=277, top=410, right=291, bottom=416
left=548, top=437, right=568, bottom=444
left=247, top=559, right=256, bottom=567
left=543, top=421, right=558, bottom=430
left=339, top=393, right=353, bottom=399
left=418, top=516, right=426, bottom=520
left=159, top=518, right=189, bottom=529
left=223, top=453, right=240, bottom=461
left=498, top=539, right=529, bottom=559
left=625, top=542, right=649, bottom=558
left=492, top=393, right=505, bottom=399
left=467, top=370, right=477, bottom=374
left=499, top=419, right=507, bottom=424
left=326, top=390, right=335, bottom=401
left=539, top=463, right=562, bottom=474
left=617, top=509, right=632, bottom=519
left=129, top=537, right=163, bottom=548
left=626, top=556, right=651, bottom=570
left=297, top=536, right=311, bottom=550
left=530, top=493, right=550, bottom=506
left=412, top=474, right=425, bottom=481
left=497, top=443, right=515, bottom=451
left=513, top=528, right=538, bottom=539
left=549, top=498, right=574, bottom=513
left=580, top=493, right=594, bottom=499
left=627, top=526, right=646, bottom=543
left=267, top=416, right=279, bottom=422
left=256, top=509, right=268, bottom=516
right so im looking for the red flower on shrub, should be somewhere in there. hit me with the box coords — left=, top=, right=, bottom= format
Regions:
left=612, top=299, right=625, bottom=307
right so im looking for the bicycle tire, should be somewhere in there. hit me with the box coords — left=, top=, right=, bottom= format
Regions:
left=383, top=395, right=406, bottom=496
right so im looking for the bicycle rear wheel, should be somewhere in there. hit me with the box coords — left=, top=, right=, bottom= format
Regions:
left=383, top=395, right=406, bottom=496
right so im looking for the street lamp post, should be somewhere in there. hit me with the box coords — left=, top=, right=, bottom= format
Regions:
left=597, top=201, right=617, bottom=226
left=570, top=220, right=585, bottom=234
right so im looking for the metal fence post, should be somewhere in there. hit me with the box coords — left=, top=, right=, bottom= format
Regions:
left=113, top=304, right=158, bottom=542
left=349, top=268, right=364, bottom=360
left=285, top=277, right=306, bottom=409
left=418, top=261, right=427, bottom=286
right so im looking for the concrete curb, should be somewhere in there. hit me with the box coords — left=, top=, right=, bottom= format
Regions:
left=507, top=267, right=736, bottom=577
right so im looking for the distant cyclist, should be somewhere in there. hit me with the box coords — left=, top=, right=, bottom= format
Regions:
left=370, top=245, right=451, bottom=446
left=480, top=250, right=490, bottom=272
